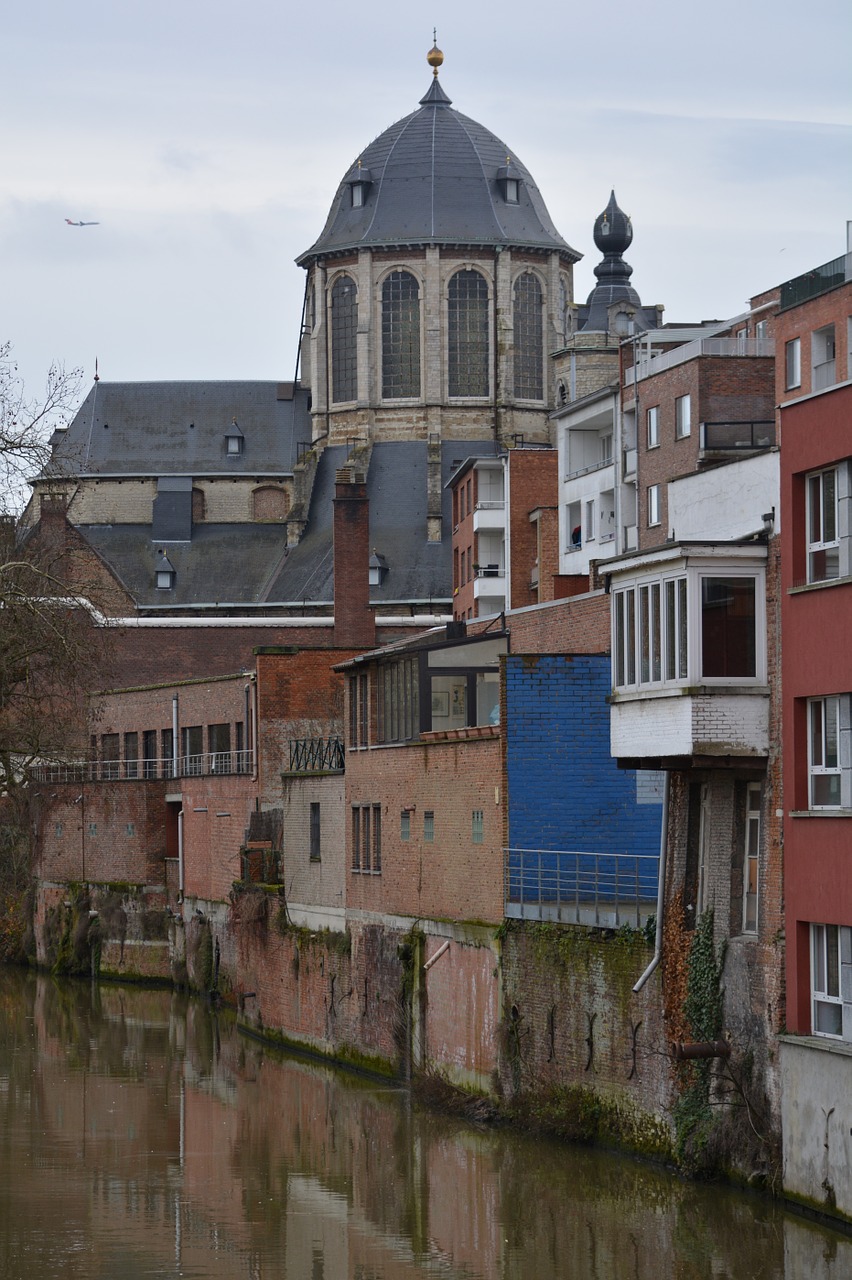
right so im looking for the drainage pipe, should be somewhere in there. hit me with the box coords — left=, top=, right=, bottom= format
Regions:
left=632, top=770, right=670, bottom=994
left=177, top=806, right=184, bottom=903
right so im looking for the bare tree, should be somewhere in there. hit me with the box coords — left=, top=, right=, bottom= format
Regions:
left=0, top=351, right=101, bottom=956
left=0, top=342, right=82, bottom=515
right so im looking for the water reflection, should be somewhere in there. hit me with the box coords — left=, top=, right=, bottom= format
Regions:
left=0, top=968, right=848, bottom=1279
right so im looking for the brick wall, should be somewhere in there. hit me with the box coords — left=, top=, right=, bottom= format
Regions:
left=504, top=653, right=663, bottom=866
left=501, top=589, right=610, bottom=655
left=507, top=449, right=557, bottom=610
left=344, top=732, right=504, bottom=923
left=32, top=780, right=168, bottom=885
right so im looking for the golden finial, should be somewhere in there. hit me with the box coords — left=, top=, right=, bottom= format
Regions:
left=427, top=30, right=443, bottom=77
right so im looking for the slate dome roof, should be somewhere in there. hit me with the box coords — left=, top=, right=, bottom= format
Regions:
left=297, top=65, right=579, bottom=266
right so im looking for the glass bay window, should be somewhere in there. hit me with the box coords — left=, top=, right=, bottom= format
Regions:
left=612, top=556, right=765, bottom=692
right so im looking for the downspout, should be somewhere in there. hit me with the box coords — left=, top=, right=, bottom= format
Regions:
left=172, top=694, right=179, bottom=776
left=633, top=770, right=670, bottom=993
left=177, top=807, right=184, bottom=903
left=493, top=245, right=502, bottom=448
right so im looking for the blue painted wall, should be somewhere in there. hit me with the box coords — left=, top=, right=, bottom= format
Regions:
left=504, top=654, right=663, bottom=902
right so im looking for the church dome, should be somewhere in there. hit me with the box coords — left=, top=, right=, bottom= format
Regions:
left=297, top=62, right=579, bottom=266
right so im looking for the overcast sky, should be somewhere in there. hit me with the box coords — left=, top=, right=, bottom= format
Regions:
left=3, top=0, right=851, bottom=407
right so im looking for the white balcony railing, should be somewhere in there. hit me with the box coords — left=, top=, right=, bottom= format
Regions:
left=627, top=337, right=775, bottom=384
left=31, top=750, right=255, bottom=784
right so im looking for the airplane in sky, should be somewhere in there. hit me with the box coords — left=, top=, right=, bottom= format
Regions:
left=65, top=218, right=99, bottom=226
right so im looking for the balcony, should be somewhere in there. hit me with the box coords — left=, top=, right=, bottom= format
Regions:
left=504, top=847, right=658, bottom=928
left=813, top=360, right=837, bottom=392
left=31, top=750, right=255, bottom=783
left=473, top=500, right=506, bottom=533
left=780, top=253, right=851, bottom=310
left=627, top=337, right=774, bottom=383
left=699, top=420, right=776, bottom=452
left=286, top=737, right=344, bottom=773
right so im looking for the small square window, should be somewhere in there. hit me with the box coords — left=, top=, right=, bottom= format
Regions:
left=675, top=395, right=691, bottom=439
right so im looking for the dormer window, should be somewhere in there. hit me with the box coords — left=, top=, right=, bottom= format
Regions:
left=225, top=419, right=244, bottom=457
left=349, top=162, right=373, bottom=209
left=497, top=159, right=521, bottom=205
left=369, top=549, right=388, bottom=587
left=155, top=550, right=176, bottom=591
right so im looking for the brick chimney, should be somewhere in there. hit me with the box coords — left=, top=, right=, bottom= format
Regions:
left=333, top=468, right=376, bottom=649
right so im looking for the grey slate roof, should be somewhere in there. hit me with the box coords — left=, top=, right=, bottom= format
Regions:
left=45, top=381, right=309, bottom=477
left=74, top=438, right=495, bottom=608
left=298, top=78, right=579, bottom=265
left=263, top=439, right=496, bottom=605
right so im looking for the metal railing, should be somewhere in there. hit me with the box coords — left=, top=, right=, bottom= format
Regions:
left=780, top=253, right=851, bottom=310
left=287, top=737, right=344, bottom=773
left=504, top=847, right=658, bottom=928
left=31, top=750, right=255, bottom=784
left=628, top=337, right=775, bottom=383
left=699, top=420, right=776, bottom=451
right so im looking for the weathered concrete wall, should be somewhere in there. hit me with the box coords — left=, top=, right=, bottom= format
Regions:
left=780, top=1036, right=852, bottom=1225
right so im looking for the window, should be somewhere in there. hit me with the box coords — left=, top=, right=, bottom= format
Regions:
left=382, top=270, right=420, bottom=399
left=600, top=432, right=613, bottom=464
left=376, top=656, right=419, bottom=744
left=424, top=811, right=434, bottom=843
left=331, top=275, right=357, bottom=403
left=806, top=467, right=840, bottom=582
left=349, top=674, right=369, bottom=748
left=101, top=733, right=120, bottom=780
left=647, top=406, right=659, bottom=449
left=181, top=725, right=203, bottom=776
left=647, top=485, right=660, bottom=528
left=513, top=273, right=543, bottom=400
left=209, top=723, right=231, bottom=774
left=675, top=394, right=691, bottom=439
left=811, top=924, right=843, bottom=1037
left=812, top=325, right=836, bottom=391
left=808, top=695, right=849, bottom=809
left=754, top=319, right=767, bottom=341
left=352, top=804, right=381, bottom=873
left=785, top=337, right=801, bottom=390
left=585, top=499, right=596, bottom=542
left=310, top=803, right=321, bottom=862
left=616, top=570, right=757, bottom=691
left=700, top=577, right=756, bottom=678
left=124, top=732, right=138, bottom=780
left=472, top=810, right=484, bottom=843
left=351, top=183, right=364, bottom=208
left=142, top=729, right=157, bottom=779
left=161, top=728, right=174, bottom=779
left=400, top=810, right=411, bottom=841
left=448, top=270, right=489, bottom=397
left=742, top=783, right=761, bottom=933
left=505, top=178, right=519, bottom=203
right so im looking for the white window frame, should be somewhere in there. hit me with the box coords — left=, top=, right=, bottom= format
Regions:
left=785, top=337, right=801, bottom=390
left=647, top=484, right=660, bottom=528
left=742, top=783, right=761, bottom=933
left=647, top=405, right=659, bottom=449
left=585, top=498, right=596, bottom=543
left=806, top=467, right=840, bottom=582
left=808, top=695, right=851, bottom=810
left=675, top=394, right=691, bottom=439
left=612, top=562, right=766, bottom=692
left=811, top=923, right=844, bottom=1038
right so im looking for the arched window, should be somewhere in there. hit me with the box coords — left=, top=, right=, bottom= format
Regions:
left=382, top=271, right=420, bottom=399
left=331, top=275, right=357, bottom=403
left=513, top=272, right=543, bottom=400
left=448, top=269, right=489, bottom=397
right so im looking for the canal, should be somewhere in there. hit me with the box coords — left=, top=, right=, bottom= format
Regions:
left=0, top=969, right=848, bottom=1279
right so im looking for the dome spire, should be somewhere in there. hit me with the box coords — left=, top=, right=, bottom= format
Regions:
left=427, top=31, right=444, bottom=78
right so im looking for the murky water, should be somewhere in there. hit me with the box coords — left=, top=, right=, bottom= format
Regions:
left=0, top=969, right=848, bottom=1279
